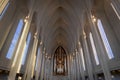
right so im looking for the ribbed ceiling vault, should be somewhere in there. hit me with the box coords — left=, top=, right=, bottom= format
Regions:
left=34, top=0, right=88, bottom=55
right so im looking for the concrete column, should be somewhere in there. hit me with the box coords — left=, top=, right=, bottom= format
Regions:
left=88, top=12, right=112, bottom=80
left=35, top=45, right=43, bottom=80
left=71, top=57, right=74, bottom=80
left=111, top=0, right=120, bottom=17
left=72, top=56, right=75, bottom=80
left=8, top=0, right=35, bottom=78
left=40, top=54, right=45, bottom=80
left=0, top=12, right=22, bottom=58
left=69, top=55, right=72, bottom=80
left=22, top=35, right=34, bottom=80
left=49, top=56, right=53, bottom=80
left=43, top=58, right=46, bottom=80
left=78, top=46, right=85, bottom=80
left=46, top=58, right=51, bottom=80
left=75, top=51, right=81, bottom=80
left=46, top=58, right=50, bottom=80
left=25, top=36, right=38, bottom=80
left=31, top=54, right=37, bottom=79
left=81, top=33, right=94, bottom=80
left=76, top=51, right=83, bottom=80
left=38, top=47, right=44, bottom=79
left=74, top=52, right=78, bottom=80
left=48, top=57, right=52, bottom=80
left=0, top=0, right=18, bottom=51
left=38, top=48, right=44, bottom=80
left=35, top=45, right=40, bottom=80
left=67, top=55, right=71, bottom=80
left=87, top=34, right=99, bottom=80
left=44, top=58, right=48, bottom=80
left=72, top=56, right=76, bottom=80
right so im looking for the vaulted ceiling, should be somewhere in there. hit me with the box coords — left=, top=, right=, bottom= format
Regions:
left=26, top=0, right=96, bottom=55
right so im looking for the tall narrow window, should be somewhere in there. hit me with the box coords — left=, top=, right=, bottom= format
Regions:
left=6, top=19, right=24, bottom=59
left=0, top=0, right=9, bottom=19
left=80, top=48, right=86, bottom=71
left=97, top=19, right=114, bottom=59
left=21, top=32, right=31, bottom=65
left=89, top=32, right=99, bottom=65
left=111, top=3, right=120, bottom=20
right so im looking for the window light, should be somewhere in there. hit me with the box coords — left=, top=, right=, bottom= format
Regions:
left=6, top=19, right=24, bottom=59
left=97, top=19, right=114, bottom=59
left=89, top=32, right=99, bottom=65
left=35, top=47, right=40, bottom=70
left=111, top=3, right=120, bottom=20
left=80, top=48, right=86, bottom=71
left=21, top=32, right=31, bottom=65
left=0, top=0, right=9, bottom=19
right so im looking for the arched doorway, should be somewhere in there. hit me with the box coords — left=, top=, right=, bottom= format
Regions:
left=53, top=46, right=68, bottom=76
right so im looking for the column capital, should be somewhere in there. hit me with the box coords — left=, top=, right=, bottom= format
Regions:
left=39, top=41, right=43, bottom=46
left=82, top=30, right=87, bottom=39
left=34, top=32, right=39, bottom=39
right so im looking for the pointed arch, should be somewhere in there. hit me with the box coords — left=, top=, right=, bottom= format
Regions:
left=53, top=46, right=68, bottom=76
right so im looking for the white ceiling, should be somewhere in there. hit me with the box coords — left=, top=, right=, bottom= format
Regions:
left=25, top=0, right=101, bottom=55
